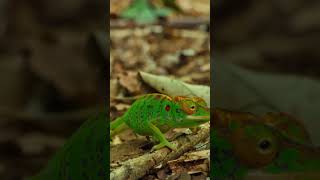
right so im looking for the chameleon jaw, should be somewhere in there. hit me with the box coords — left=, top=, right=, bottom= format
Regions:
left=186, top=115, right=210, bottom=122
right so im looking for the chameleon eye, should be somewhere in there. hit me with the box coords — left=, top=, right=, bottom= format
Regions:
left=165, top=105, right=171, bottom=111
left=190, top=105, right=196, bottom=110
left=259, top=140, right=270, bottom=150
left=257, top=138, right=273, bottom=154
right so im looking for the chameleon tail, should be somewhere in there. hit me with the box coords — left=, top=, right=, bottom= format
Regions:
left=110, top=116, right=128, bottom=137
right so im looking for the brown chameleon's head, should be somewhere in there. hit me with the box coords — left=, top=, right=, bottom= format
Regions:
left=171, top=96, right=210, bottom=127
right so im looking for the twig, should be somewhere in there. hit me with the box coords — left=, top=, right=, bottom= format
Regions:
left=110, top=124, right=210, bottom=180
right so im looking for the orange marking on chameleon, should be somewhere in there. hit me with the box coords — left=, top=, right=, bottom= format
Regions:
left=181, top=104, right=195, bottom=115
left=148, top=93, right=173, bottom=101
left=173, top=96, right=188, bottom=102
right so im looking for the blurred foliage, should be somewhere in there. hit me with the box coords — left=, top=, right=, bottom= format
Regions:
left=121, top=0, right=172, bottom=24
left=0, top=0, right=106, bottom=179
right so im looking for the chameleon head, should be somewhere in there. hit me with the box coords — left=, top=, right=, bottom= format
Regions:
left=171, top=96, right=210, bottom=127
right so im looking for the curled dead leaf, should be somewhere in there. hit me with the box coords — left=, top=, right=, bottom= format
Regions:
left=168, top=150, right=209, bottom=175
left=114, top=103, right=131, bottom=111
left=16, top=133, right=65, bottom=155
left=139, top=71, right=210, bottom=106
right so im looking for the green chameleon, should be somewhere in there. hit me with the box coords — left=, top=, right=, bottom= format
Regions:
left=111, top=93, right=210, bottom=151
left=28, top=112, right=107, bottom=180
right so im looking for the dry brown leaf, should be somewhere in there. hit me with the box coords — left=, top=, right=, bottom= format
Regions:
left=176, top=0, right=210, bottom=16
left=0, top=55, right=31, bottom=109
left=110, top=0, right=131, bottom=16
left=114, top=103, right=131, bottom=111
left=0, top=163, right=4, bottom=174
left=0, top=128, right=20, bottom=143
left=158, top=54, right=179, bottom=68
left=111, top=138, right=147, bottom=164
left=111, top=27, right=209, bottom=80
left=110, top=78, right=119, bottom=98
left=117, top=71, right=143, bottom=95
left=16, top=133, right=65, bottom=155
left=168, top=149, right=209, bottom=175
left=29, top=38, right=101, bottom=105
left=156, top=168, right=169, bottom=180
left=168, top=150, right=209, bottom=163
left=167, top=172, right=192, bottom=180
left=139, top=71, right=210, bottom=106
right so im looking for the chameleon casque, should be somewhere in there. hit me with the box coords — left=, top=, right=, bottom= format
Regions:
left=111, top=93, right=210, bottom=150
left=212, top=108, right=320, bottom=179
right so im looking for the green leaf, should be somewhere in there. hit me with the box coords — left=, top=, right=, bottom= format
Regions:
left=120, top=0, right=156, bottom=24
left=121, top=0, right=174, bottom=24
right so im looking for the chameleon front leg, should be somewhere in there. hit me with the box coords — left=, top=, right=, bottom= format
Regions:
left=148, top=122, right=177, bottom=151
left=110, top=117, right=129, bottom=138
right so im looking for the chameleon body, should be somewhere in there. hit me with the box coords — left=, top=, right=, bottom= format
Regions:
left=111, top=93, right=210, bottom=150
left=28, top=112, right=107, bottom=180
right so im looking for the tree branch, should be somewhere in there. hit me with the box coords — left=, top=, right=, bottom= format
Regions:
left=110, top=123, right=210, bottom=180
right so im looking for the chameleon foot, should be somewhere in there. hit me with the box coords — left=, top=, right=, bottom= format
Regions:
left=151, top=141, right=177, bottom=152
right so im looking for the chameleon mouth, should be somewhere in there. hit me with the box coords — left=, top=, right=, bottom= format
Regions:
left=186, top=115, right=210, bottom=122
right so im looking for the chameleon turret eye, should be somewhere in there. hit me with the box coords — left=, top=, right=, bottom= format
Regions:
left=190, top=105, right=196, bottom=110
left=231, top=125, right=279, bottom=168
left=258, top=139, right=272, bottom=153
left=191, top=97, right=206, bottom=105
left=165, top=105, right=171, bottom=111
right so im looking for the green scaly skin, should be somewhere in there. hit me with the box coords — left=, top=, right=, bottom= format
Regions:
left=28, top=112, right=107, bottom=180
left=111, top=93, right=210, bottom=151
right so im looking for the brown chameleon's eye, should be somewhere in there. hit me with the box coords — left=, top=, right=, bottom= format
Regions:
left=259, top=140, right=271, bottom=150
left=165, top=105, right=171, bottom=111
left=190, top=105, right=196, bottom=110
left=231, top=127, right=278, bottom=168
left=257, top=138, right=274, bottom=154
